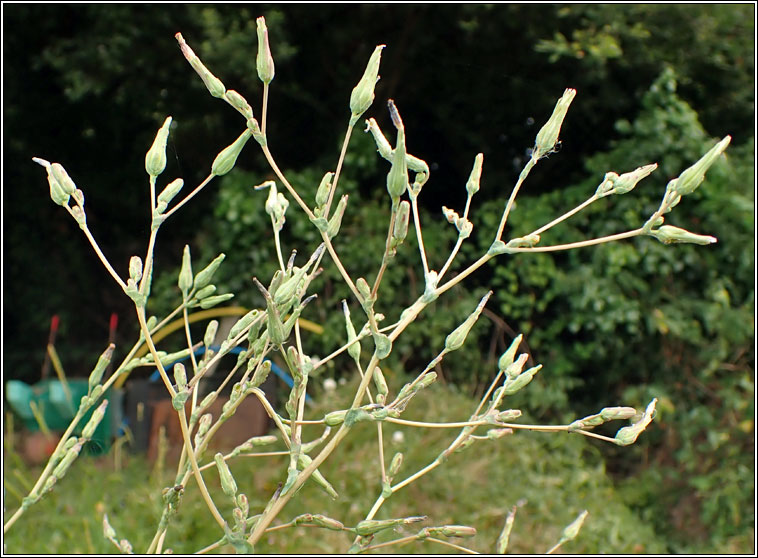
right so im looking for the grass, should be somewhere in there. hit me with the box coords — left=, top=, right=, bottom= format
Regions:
left=3, top=377, right=668, bottom=554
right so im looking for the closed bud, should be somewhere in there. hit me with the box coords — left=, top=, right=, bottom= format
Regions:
left=372, top=333, right=392, bottom=360
left=178, top=244, right=193, bottom=296
left=465, top=153, right=484, bottom=196
left=445, top=291, right=492, bottom=352
left=496, top=409, right=522, bottom=422
left=310, top=514, right=344, bottom=531
left=393, top=200, right=410, bottom=241
left=614, top=398, right=657, bottom=446
left=356, top=277, right=372, bottom=302
left=324, top=409, right=348, bottom=426
left=297, top=453, right=338, bottom=499
left=388, top=452, right=404, bottom=477
left=145, top=117, right=172, bottom=177
left=558, top=510, right=588, bottom=545
left=533, top=88, right=576, bottom=160
left=48, top=172, right=70, bottom=206
left=428, top=525, right=477, bottom=538
left=442, top=206, right=459, bottom=224
left=386, top=100, right=408, bottom=203
left=315, top=172, right=333, bottom=208
left=81, top=400, right=108, bottom=439
left=156, top=178, right=184, bottom=212
left=198, top=293, right=234, bottom=309
left=349, top=45, right=385, bottom=120
left=600, top=406, right=637, bottom=421
left=373, top=366, right=389, bottom=397
left=202, top=319, right=219, bottom=350
left=129, top=256, right=143, bottom=283
left=256, top=17, right=275, bottom=84
left=250, top=359, right=271, bottom=388
left=173, top=362, right=187, bottom=389
left=88, top=344, right=114, bottom=392
left=342, top=301, right=361, bottom=363
left=365, top=118, right=393, bottom=158
left=224, top=90, right=253, bottom=120
left=326, top=195, right=348, bottom=239
left=504, top=353, right=529, bottom=380
left=50, top=163, right=77, bottom=195
left=650, top=225, right=717, bottom=246
left=673, top=136, right=730, bottom=196
left=498, top=334, right=523, bottom=371
left=418, top=371, right=437, bottom=389
left=175, top=33, right=225, bottom=98
left=171, top=388, right=191, bottom=411
left=214, top=453, right=238, bottom=497
left=503, top=364, right=542, bottom=395
left=194, top=253, right=226, bottom=290
left=195, top=285, right=216, bottom=299
left=606, top=163, right=657, bottom=196
left=211, top=129, right=253, bottom=176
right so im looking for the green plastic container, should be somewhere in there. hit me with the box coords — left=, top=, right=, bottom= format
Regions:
left=5, top=379, right=114, bottom=453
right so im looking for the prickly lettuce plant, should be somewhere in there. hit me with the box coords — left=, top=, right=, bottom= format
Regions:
left=6, top=16, right=730, bottom=554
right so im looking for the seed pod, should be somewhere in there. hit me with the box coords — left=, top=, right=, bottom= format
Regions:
left=315, top=172, right=333, bottom=208
left=533, top=88, right=576, bottom=160
left=194, top=254, right=226, bottom=290
left=256, top=17, right=275, bottom=84
left=650, top=225, right=717, bottom=246
left=214, top=453, right=238, bottom=497
left=224, top=90, right=253, bottom=120
left=228, top=310, right=259, bottom=340
left=349, top=45, right=385, bottom=120
left=673, top=136, right=730, bottom=196
left=88, top=344, right=114, bottom=392
left=465, top=153, right=484, bottom=196
left=50, top=163, right=77, bottom=195
left=175, top=33, right=226, bottom=98
left=156, top=178, right=184, bottom=212
left=145, top=117, right=172, bottom=177
left=445, top=291, right=492, bottom=352
left=211, top=129, right=253, bottom=176
left=498, top=334, right=523, bottom=372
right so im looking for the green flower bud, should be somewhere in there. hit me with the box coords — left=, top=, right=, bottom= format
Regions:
left=250, top=359, right=272, bottom=388
left=195, top=285, right=216, bottom=299
left=465, top=153, right=484, bottom=196
left=501, top=365, right=541, bottom=396
left=315, top=172, right=333, bottom=208
left=211, top=129, right=253, bottom=176
left=504, top=353, right=529, bottom=380
left=256, top=17, right=275, bottom=84
left=171, top=388, right=191, bottom=411
left=198, top=293, right=234, bottom=309
left=72, top=188, right=84, bottom=208
left=355, top=516, right=424, bottom=536
left=650, top=225, right=717, bottom=245
left=496, top=409, right=522, bottom=422
left=324, top=409, right=347, bottom=426
left=48, top=172, right=70, bottom=206
left=342, top=301, right=361, bottom=363
left=156, top=178, right=184, bottom=212
left=214, top=453, right=238, bottom=497
left=350, top=45, right=385, bottom=120
left=52, top=444, right=81, bottom=479
left=605, top=163, right=657, bottom=196
left=178, top=244, right=193, bottom=297
left=50, top=163, right=77, bottom=195
left=498, top=334, right=523, bottom=372
left=176, top=33, right=226, bottom=98
left=506, top=234, right=541, bottom=249
left=88, top=344, right=114, bottom=392
left=428, top=525, right=477, bottom=538
left=103, top=514, right=117, bottom=542
left=128, top=256, right=143, bottom=283
left=326, top=195, right=348, bottom=239
left=614, top=398, right=657, bottom=446
left=386, top=100, right=408, bottom=203
left=533, top=88, right=576, bottom=160
left=201, top=320, right=218, bottom=351
left=393, top=200, right=410, bottom=242
left=310, top=514, right=344, bottom=531
left=365, top=118, right=393, bottom=158
left=82, top=400, right=108, bottom=439
left=600, top=406, right=637, bottom=421
left=672, top=136, right=731, bottom=196
left=418, top=371, right=437, bottom=389
left=194, top=253, right=226, bottom=290
left=444, top=291, right=492, bottom=352
left=297, top=453, right=338, bottom=499
left=224, top=90, right=253, bottom=119
left=356, top=277, right=372, bottom=303
left=557, top=510, right=588, bottom=545
left=227, top=310, right=259, bottom=342
left=373, top=366, right=389, bottom=398
left=372, top=333, right=392, bottom=360
left=173, top=362, right=187, bottom=389
left=496, top=507, right=517, bottom=554
left=145, top=117, right=172, bottom=177
left=388, top=452, right=404, bottom=477
left=193, top=413, right=212, bottom=445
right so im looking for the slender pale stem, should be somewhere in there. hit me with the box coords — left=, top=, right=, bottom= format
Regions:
left=163, top=175, right=215, bottom=219
left=324, top=122, right=355, bottom=217
left=496, top=157, right=537, bottom=241
left=410, top=194, right=430, bottom=278
left=68, top=210, right=126, bottom=290
left=262, top=83, right=270, bottom=135
left=529, top=194, right=598, bottom=237
left=438, top=194, right=473, bottom=281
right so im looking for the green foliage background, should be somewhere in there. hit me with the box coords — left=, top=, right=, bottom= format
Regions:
left=3, top=4, right=754, bottom=552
